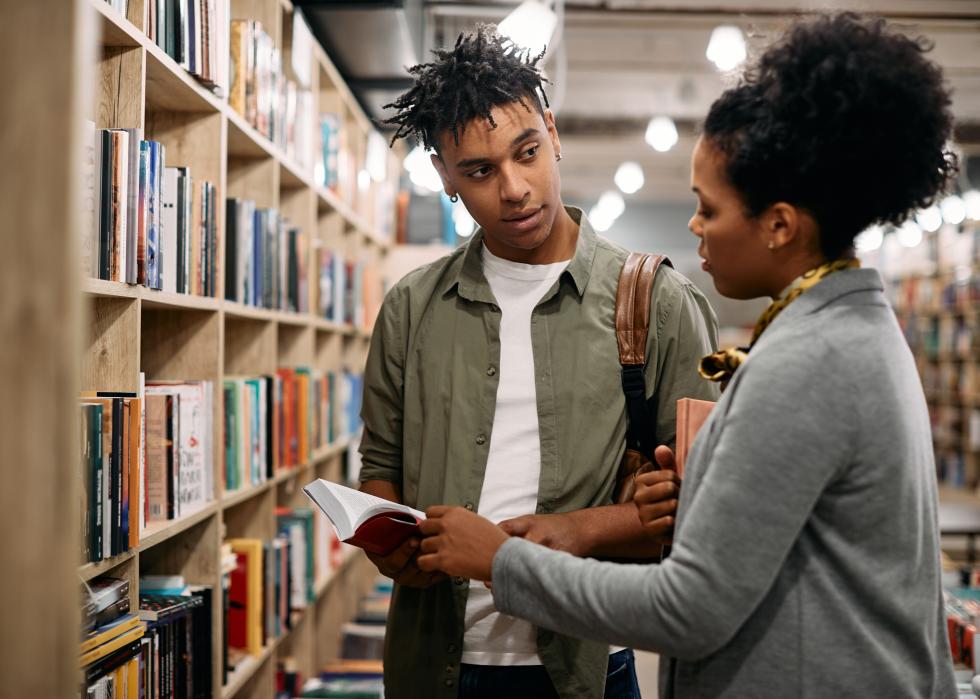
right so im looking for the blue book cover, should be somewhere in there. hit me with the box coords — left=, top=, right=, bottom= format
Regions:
left=146, top=141, right=160, bottom=289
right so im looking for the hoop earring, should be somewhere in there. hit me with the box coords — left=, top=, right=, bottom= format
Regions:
left=450, top=194, right=459, bottom=203
left=556, top=153, right=563, bottom=162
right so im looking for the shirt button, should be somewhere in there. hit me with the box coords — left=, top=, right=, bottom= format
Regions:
left=445, top=664, right=454, bottom=674
left=445, top=679, right=455, bottom=688
left=454, top=576, right=465, bottom=585
left=475, top=434, right=486, bottom=445
left=487, top=366, right=496, bottom=376
left=464, top=502, right=474, bottom=511
left=448, top=643, right=457, bottom=654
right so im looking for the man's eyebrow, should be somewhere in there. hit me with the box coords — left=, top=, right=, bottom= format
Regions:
left=454, top=128, right=542, bottom=169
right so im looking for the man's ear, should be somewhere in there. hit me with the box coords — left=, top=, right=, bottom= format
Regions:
left=544, top=110, right=561, bottom=159
left=431, top=153, right=455, bottom=199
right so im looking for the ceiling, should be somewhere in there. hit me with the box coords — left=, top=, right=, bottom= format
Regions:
left=299, top=0, right=980, bottom=207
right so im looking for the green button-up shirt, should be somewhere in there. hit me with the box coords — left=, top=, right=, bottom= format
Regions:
left=359, top=207, right=719, bottom=698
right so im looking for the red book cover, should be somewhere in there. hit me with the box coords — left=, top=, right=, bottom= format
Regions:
left=675, top=398, right=716, bottom=477
left=347, top=513, right=422, bottom=557
left=228, top=552, right=249, bottom=649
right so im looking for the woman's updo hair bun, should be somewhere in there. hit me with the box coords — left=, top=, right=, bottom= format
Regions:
left=704, top=12, right=957, bottom=259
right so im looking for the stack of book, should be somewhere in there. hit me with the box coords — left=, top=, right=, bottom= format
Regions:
left=229, top=18, right=314, bottom=165
left=222, top=368, right=337, bottom=494
left=147, top=0, right=229, bottom=97
left=276, top=508, right=316, bottom=610
left=144, top=381, right=215, bottom=522
left=315, top=250, right=363, bottom=327
left=83, top=123, right=219, bottom=296
left=138, top=577, right=213, bottom=697
left=79, top=391, right=143, bottom=562
left=225, top=199, right=309, bottom=312
left=81, top=577, right=145, bottom=697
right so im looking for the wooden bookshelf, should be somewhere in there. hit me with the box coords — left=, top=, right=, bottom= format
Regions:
left=79, top=0, right=393, bottom=695
left=878, top=220, right=980, bottom=497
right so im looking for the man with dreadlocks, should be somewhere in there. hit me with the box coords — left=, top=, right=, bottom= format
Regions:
left=356, top=25, right=718, bottom=699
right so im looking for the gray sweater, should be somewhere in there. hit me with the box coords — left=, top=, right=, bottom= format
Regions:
left=492, top=268, right=956, bottom=698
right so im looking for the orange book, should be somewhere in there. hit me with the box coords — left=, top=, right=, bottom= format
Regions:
left=675, top=398, right=715, bottom=477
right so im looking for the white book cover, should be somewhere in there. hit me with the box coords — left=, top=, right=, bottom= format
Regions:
left=302, top=478, right=424, bottom=543
left=83, top=120, right=97, bottom=279
left=287, top=522, right=307, bottom=610
left=161, top=167, right=179, bottom=293
left=145, top=381, right=212, bottom=516
left=117, top=127, right=142, bottom=284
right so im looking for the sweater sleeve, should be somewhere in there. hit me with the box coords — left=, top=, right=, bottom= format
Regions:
left=493, top=338, right=857, bottom=660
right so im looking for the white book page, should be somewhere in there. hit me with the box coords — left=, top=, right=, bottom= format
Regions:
left=303, top=479, right=425, bottom=541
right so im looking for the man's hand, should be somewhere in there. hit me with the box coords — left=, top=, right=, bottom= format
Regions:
left=633, top=445, right=682, bottom=543
left=498, top=512, right=589, bottom=556
left=364, top=537, right=447, bottom=588
left=417, top=507, right=509, bottom=582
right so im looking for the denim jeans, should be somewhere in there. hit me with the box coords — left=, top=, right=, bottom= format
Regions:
left=457, top=648, right=642, bottom=699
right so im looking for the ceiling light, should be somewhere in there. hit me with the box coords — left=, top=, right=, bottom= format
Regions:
left=915, top=205, right=943, bottom=233
left=589, top=206, right=614, bottom=233
left=854, top=225, right=884, bottom=253
left=706, top=25, right=746, bottom=72
left=614, top=162, right=644, bottom=195
left=941, top=195, right=967, bottom=225
left=596, top=190, right=625, bottom=221
left=897, top=221, right=923, bottom=248
left=964, top=190, right=980, bottom=220
left=645, top=116, right=678, bottom=153
left=498, top=0, right=557, bottom=55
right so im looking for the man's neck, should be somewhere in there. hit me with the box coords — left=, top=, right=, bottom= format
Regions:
left=484, top=206, right=579, bottom=265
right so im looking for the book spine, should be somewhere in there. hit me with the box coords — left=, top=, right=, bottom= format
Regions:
left=137, top=142, right=149, bottom=285
left=89, top=404, right=104, bottom=562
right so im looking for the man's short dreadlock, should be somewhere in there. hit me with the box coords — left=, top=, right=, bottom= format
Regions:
left=383, top=24, right=550, bottom=151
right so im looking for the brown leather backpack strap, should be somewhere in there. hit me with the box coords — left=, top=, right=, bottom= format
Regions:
left=615, top=253, right=672, bottom=366
left=615, top=252, right=673, bottom=462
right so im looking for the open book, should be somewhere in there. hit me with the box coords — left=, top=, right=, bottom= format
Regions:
left=675, top=397, right=716, bottom=476
left=302, top=479, right=426, bottom=556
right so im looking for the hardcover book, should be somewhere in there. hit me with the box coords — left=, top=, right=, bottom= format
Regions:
left=675, top=397, right=716, bottom=477
left=302, top=479, right=425, bottom=556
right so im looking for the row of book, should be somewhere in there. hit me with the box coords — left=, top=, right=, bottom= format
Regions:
left=148, top=0, right=230, bottom=97
left=79, top=379, right=214, bottom=563
left=225, top=199, right=308, bottom=312
left=224, top=510, right=343, bottom=680
left=891, top=274, right=980, bottom=316
left=229, top=19, right=315, bottom=171
left=81, top=575, right=213, bottom=698
left=83, top=124, right=219, bottom=296
left=316, top=250, right=383, bottom=330
left=223, top=369, right=361, bottom=492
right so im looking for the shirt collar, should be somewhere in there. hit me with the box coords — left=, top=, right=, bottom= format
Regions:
left=442, top=206, right=597, bottom=302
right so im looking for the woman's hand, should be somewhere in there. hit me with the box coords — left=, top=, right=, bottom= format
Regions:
left=417, top=506, right=509, bottom=582
left=633, top=445, right=682, bottom=543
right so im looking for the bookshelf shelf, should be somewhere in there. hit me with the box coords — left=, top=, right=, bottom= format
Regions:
left=79, top=550, right=137, bottom=583
left=92, top=0, right=143, bottom=47
left=138, top=504, right=219, bottom=553
left=221, top=481, right=271, bottom=509
left=82, top=278, right=140, bottom=299
left=78, top=1, right=389, bottom=694
left=222, top=642, right=278, bottom=699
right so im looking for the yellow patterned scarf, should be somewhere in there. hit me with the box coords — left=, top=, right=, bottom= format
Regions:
left=699, top=258, right=860, bottom=384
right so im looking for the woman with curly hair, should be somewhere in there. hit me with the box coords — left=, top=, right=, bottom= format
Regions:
left=417, top=13, right=959, bottom=697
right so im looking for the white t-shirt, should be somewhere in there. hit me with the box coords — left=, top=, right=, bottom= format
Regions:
left=461, top=245, right=570, bottom=666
